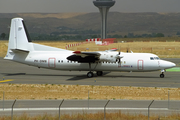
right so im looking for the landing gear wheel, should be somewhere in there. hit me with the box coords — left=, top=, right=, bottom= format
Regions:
left=96, top=71, right=103, bottom=76
left=87, top=72, right=94, bottom=78
left=160, top=73, right=165, bottom=78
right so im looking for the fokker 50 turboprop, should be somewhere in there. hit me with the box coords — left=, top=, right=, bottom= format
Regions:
left=4, top=18, right=176, bottom=78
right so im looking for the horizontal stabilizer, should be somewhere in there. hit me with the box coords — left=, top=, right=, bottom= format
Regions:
left=11, top=49, right=29, bottom=53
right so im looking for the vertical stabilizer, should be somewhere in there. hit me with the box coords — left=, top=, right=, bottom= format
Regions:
left=4, top=18, right=33, bottom=60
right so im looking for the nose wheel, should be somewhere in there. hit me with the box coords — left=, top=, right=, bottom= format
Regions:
left=160, top=69, right=165, bottom=78
left=160, top=73, right=165, bottom=78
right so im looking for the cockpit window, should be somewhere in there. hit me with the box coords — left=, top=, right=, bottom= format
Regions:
left=155, top=57, right=160, bottom=60
left=150, top=57, right=160, bottom=60
left=150, top=57, right=154, bottom=60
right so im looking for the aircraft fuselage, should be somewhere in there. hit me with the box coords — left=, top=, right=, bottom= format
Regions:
left=12, top=51, right=175, bottom=72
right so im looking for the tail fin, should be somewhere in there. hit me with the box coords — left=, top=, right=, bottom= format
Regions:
left=4, top=18, right=33, bottom=60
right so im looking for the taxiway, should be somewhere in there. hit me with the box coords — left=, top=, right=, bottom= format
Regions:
left=0, top=57, right=179, bottom=88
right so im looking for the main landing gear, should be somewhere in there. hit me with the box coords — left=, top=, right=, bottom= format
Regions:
left=96, top=71, right=103, bottom=76
left=87, top=72, right=94, bottom=78
left=87, top=71, right=103, bottom=78
left=87, top=62, right=103, bottom=78
left=160, top=70, right=165, bottom=78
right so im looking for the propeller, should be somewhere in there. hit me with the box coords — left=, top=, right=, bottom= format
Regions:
left=116, top=44, right=121, bottom=66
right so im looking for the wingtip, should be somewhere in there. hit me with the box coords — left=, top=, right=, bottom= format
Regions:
left=73, top=51, right=81, bottom=54
left=110, top=48, right=118, bottom=51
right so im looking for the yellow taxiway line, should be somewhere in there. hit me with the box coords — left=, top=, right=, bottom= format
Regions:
left=0, top=80, right=13, bottom=83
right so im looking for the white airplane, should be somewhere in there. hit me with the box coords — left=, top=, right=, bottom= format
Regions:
left=4, top=18, right=176, bottom=78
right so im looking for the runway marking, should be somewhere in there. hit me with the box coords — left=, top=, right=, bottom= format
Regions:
left=0, top=107, right=169, bottom=112
left=166, top=67, right=180, bottom=72
left=0, top=79, right=13, bottom=83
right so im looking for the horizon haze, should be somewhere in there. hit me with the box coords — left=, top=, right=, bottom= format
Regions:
left=0, top=0, right=180, bottom=13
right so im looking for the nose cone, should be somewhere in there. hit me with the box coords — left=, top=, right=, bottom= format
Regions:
left=160, top=60, right=176, bottom=69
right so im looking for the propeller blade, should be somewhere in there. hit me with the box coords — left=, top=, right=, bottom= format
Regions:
left=118, top=44, right=121, bottom=55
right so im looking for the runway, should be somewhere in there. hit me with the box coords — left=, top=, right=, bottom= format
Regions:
left=0, top=57, right=180, bottom=88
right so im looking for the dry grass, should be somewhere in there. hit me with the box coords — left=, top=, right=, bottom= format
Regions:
left=0, top=111, right=180, bottom=120
left=72, top=42, right=180, bottom=58
left=116, top=37, right=180, bottom=42
left=1, top=38, right=180, bottom=58
left=0, top=41, right=8, bottom=58
left=70, top=40, right=180, bottom=58
left=0, top=84, right=180, bottom=100
left=34, top=41, right=79, bottom=49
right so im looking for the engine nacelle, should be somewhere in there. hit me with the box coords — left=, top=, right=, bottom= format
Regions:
left=99, top=52, right=118, bottom=63
left=67, top=55, right=98, bottom=63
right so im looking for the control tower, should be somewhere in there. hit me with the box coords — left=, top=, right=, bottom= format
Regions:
left=93, top=0, right=115, bottom=39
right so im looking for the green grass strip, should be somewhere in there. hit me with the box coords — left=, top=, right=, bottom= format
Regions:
left=166, top=67, right=180, bottom=72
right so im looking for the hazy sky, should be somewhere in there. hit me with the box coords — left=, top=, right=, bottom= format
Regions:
left=0, top=0, right=180, bottom=13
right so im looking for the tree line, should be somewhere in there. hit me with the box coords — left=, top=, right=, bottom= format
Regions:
left=0, top=32, right=165, bottom=41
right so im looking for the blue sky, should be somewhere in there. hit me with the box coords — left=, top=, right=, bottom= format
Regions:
left=0, top=0, right=180, bottom=13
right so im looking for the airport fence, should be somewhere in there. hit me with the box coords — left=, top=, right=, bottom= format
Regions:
left=0, top=99, right=168, bottom=120
left=1, top=90, right=180, bottom=120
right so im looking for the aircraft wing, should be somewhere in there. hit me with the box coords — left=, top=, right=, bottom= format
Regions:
left=67, top=50, right=120, bottom=63
left=106, top=48, right=118, bottom=51
left=73, top=51, right=101, bottom=56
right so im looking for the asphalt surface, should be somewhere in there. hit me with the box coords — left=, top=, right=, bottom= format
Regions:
left=0, top=57, right=180, bottom=87
left=0, top=100, right=180, bottom=116
left=0, top=58, right=180, bottom=88
left=0, top=57, right=180, bottom=116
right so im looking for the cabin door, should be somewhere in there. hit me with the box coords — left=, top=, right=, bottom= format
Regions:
left=48, top=58, right=56, bottom=68
left=138, top=60, right=143, bottom=70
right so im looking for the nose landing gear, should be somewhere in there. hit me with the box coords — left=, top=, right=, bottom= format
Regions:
left=160, top=73, right=164, bottom=78
left=160, top=69, right=165, bottom=78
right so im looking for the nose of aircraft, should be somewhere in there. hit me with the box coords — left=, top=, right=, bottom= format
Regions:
left=160, top=60, right=176, bottom=69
